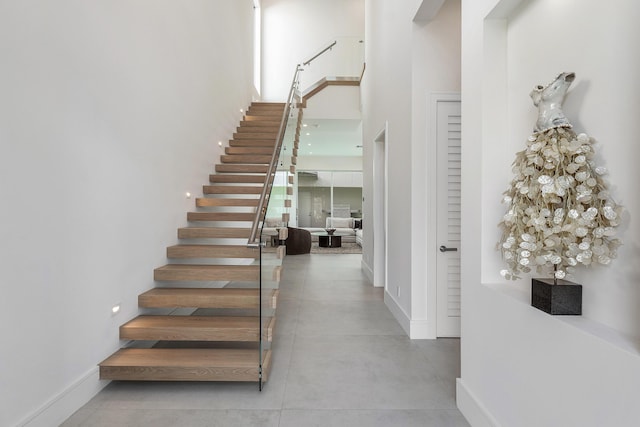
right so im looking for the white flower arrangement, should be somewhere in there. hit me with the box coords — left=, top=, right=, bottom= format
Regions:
left=498, top=126, right=623, bottom=280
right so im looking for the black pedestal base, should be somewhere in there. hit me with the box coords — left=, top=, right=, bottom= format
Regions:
left=531, top=278, right=582, bottom=315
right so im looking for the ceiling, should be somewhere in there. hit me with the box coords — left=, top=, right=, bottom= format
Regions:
left=287, top=118, right=363, bottom=157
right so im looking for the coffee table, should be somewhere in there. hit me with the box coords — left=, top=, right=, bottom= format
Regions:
left=311, top=232, right=345, bottom=248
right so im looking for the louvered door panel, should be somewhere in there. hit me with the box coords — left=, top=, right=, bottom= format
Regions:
left=436, top=97, right=462, bottom=337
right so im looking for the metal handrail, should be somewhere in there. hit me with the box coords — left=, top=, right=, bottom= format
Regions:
left=247, top=65, right=302, bottom=246
left=247, top=40, right=346, bottom=246
left=303, top=40, right=337, bottom=66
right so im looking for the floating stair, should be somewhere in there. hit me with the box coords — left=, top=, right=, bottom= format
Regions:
left=100, top=101, right=294, bottom=384
left=228, top=139, right=278, bottom=148
left=100, top=348, right=271, bottom=382
left=177, top=227, right=251, bottom=239
left=154, top=264, right=260, bottom=282
left=166, top=244, right=259, bottom=259
left=215, top=164, right=269, bottom=173
left=119, top=315, right=274, bottom=342
left=196, top=198, right=259, bottom=207
left=138, top=288, right=278, bottom=309
left=209, top=174, right=266, bottom=184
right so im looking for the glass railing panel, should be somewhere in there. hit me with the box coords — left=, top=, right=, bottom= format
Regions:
left=256, top=80, right=301, bottom=390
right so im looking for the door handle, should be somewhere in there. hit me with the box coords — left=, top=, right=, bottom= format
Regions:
left=439, top=245, right=458, bottom=253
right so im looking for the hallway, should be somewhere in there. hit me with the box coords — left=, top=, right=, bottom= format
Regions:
left=62, top=254, right=469, bottom=426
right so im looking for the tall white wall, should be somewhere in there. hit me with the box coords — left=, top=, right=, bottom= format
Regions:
left=411, top=0, right=461, bottom=337
left=261, top=0, right=365, bottom=101
left=0, top=2, right=255, bottom=426
left=362, top=0, right=460, bottom=337
left=362, top=0, right=418, bottom=327
left=458, top=0, right=640, bottom=425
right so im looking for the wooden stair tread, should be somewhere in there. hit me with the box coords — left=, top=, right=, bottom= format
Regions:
left=244, top=111, right=283, bottom=117
left=209, top=175, right=266, bottom=183
left=228, top=139, right=277, bottom=147
left=236, top=126, right=280, bottom=133
left=99, top=348, right=271, bottom=382
left=120, top=315, right=274, bottom=342
left=177, top=227, right=251, bottom=239
left=196, top=198, right=259, bottom=207
left=139, top=288, right=278, bottom=309
left=226, top=146, right=274, bottom=155
left=240, top=120, right=281, bottom=127
left=187, top=212, right=256, bottom=222
left=167, top=244, right=258, bottom=259
left=215, top=164, right=269, bottom=173
left=203, top=185, right=263, bottom=194
left=220, top=155, right=272, bottom=164
left=154, top=264, right=260, bottom=282
left=249, top=102, right=285, bottom=108
left=232, top=132, right=277, bottom=140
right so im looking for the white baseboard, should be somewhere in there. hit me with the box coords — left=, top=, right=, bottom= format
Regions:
left=361, top=258, right=374, bottom=284
left=17, top=367, right=107, bottom=427
left=456, top=378, right=501, bottom=427
left=384, top=290, right=411, bottom=336
left=408, top=319, right=436, bottom=339
left=384, top=291, right=437, bottom=339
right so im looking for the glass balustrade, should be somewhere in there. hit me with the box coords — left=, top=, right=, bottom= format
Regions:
left=251, top=35, right=363, bottom=389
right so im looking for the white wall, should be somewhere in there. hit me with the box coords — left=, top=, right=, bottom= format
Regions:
left=296, top=156, right=363, bottom=172
left=458, top=0, right=640, bottom=425
left=261, top=0, right=365, bottom=101
left=0, top=2, right=255, bottom=426
left=362, top=0, right=419, bottom=329
left=411, top=0, right=461, bottom=337
left=362, top=0, right=460, bottom=337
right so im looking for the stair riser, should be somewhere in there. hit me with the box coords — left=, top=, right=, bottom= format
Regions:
left=202, top=186, right=263, bottom=194
left=228, top=140, right=277, bottom=147
left=100, top=366, right=260, bottom=382
left=154, top=269, right=259, bottom=282
left=220, top=155, right=272, bottom=164
left=244, top=111, right=284, bottom=118
left=138, top=288, right=277, bottom=310
left=187, top=212, right=255, bottom=222
left=178, top=228, right=250, bottom=239
left=209, top=175, right=266, bottom=184
left=120, top=327, right=260, bottom=342
left=226, top=147, right=274, bottom=155
left=236, top=126, right=280, bottom=133
left=233, top=133, right=278, bottom=140
left=139, top=296, right=259, bottom=309
left=167, top=246, right=258, bottom=259
left=240, top=120, right=281, bottom=128
left=215, top=164, right=269, bottom=173
left=196, top=198, right=259, bottom=207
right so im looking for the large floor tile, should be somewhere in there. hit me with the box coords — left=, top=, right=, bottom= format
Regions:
left=295, top=299, right=406, bottom=336
left=283, top=335, right=457, bottom=410
left=279, top=409, right=470, bottom=427
left=62, top=408, right=280, bottom=427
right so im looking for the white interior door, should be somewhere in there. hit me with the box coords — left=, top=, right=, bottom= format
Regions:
left=436, top=97, right=461, bottom=337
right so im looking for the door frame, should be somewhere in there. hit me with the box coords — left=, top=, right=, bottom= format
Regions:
left=373, top=124, right=388, bottom=289
left=428, top=92, right=461, bottom=337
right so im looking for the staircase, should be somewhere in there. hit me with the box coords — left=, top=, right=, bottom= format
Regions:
left=100, top=102, right=296, bottom=384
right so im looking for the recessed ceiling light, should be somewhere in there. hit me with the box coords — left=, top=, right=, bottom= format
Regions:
left=303, top=123, right=308, bottom=127
left=306, top=132, right=310, bottom=136
left=308, top=143, right=312, bottom=146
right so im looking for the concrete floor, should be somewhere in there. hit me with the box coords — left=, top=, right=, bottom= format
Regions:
left=62, top=253, right=470, bottom=427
